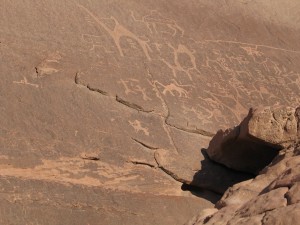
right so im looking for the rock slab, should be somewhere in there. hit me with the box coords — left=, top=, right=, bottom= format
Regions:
left=207, top=107, right=300, bottom=174
left=186, top=107, right=300, bottom=225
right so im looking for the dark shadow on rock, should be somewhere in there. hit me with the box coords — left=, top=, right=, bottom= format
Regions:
left=181, top=183, right=222, bottom=204
left=182, top=149, right=254, bottom=196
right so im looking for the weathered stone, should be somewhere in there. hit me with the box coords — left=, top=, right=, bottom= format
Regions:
left=248, top=107, right=300, bottom=146
left=2, top=0, right=300, bottom=224
left=155, top=149, right=253, bottom=194
left=184, top=208, right=218, bottom=225
left=266, top=164, right=300, bottom=192
left=207, top=107, right=300, bottom=174
left=286, top=182, right=300, bottom=205
left=187, top=120, right=300, bottom=225
left=235, top=187, right=288, bottom=217
left=227, top=215, right=264, bottom=225
left=263, top=203, right=300, bottom=225
left=199, top=204, right=240, bottom=225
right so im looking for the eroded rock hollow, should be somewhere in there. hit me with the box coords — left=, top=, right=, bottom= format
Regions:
left=186, top=106, right=300, bottom=225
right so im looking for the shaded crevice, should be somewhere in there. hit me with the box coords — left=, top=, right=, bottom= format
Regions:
left=74, top=72, right=81, bottom=84
left=75, top=73, right=156, bottom=113
left=271, top=112, right=280, bottom=125
left=34, top=67, right=39, bottom=77
left=75, top=73, right=108, bottom=96
left=261, top=212, right=267, bottom=225
left=80, top=156, right=100, bottom=161
left=260, top=207, right=281, bottom=224
left=181, top=183, right=217, bottom=196
left=153, top=153, right=186, bottom=183
left=165, top=121, right=215, bottom=137
left=87, top=85, right=108, bottom=96
left=132, top=138, right=158, bottom=150
left=128, top=160, right=157, bottom=168
left=284, top=192, right=290, bottom=205
left=116, top=96, right=153, bottom=113
left=158, top=165, right=186, bottom=183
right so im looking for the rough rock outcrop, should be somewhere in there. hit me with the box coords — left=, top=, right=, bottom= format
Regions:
left=155, top=149, right=253, bottom=194
left=186, top=107, right=300, bottom=225
left=207, top=107, right=300, bottom=174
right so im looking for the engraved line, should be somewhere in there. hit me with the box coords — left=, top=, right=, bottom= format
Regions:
left=203, top=39, right=300, bottom=54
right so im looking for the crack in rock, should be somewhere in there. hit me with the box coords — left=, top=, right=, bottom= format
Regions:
left=75, top=72, right=108, bottom=96
left=75, top=72, right=155, bottom=113
left=87, top=85, right=108, bottom=96
left=144, top=64, right=215, bottom=138
left=116, top=96, right=153, bottom=113
left=34, top=67, right=39, bottom=78
left=165, top=121, right=215, bottom=137
left=80, top=156, right=100, bottom=161
left=132, top=138, right=159, bottom=150
left=80, top=153, right=100, bottom=161
left=153, top=151, right=186, bottom=183
left=74, top=72, right=81, bottom=84
left=128, top=160, right=157, bottom=168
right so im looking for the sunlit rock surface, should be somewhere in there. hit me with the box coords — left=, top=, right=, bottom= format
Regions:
left=1, top=0, right=300, bottom=224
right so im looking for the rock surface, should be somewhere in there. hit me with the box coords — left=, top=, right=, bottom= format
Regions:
left=155, top=149, right=253, bottom=194
left=207, top=106, right=300, bottom=174
left=186, top=108, right=300, bottom=225
left=1, top=0, right=300, bottom=224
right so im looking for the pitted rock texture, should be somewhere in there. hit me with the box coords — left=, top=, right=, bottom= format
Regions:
left=207, top=106, right=300, bottom=174
left=185, top=114, right=300, bottom=225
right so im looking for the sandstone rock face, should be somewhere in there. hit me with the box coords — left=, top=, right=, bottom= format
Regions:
left=155, top=149, right=253, bottom=194
left=207, top=107, right=300, bottom=174
left=186, top=114, right=300, bottom=225
left=1, top=0, right=300, bottom=224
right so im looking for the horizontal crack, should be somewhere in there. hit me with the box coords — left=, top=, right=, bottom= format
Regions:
left=132, top=138, right=159, bottom=150
left=128, top=160, right=157, bottom=168
left=116, top=96, right=153, bottom=113
left=80, top=156, right=100, bottom=161
left=75, top=73, right=155, bottom=113
left=166, top=121, right=215, bottom=137
left=75, top=72, right=213, bottom=138
left=87, top=85, right=108, bottom=96
left=75, top=72, right=108, bottom=96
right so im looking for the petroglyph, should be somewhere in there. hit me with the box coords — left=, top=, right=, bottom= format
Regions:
left=13, top=77, right=39, bottom=88
left=76, top=4, right=300, bottom=132
left=81, top=34, right=114, bottom=53
left=118, top=79, right=152, bottom=101
left=240, top=46, right=263, bottom=57
left=129, top=120, right=150, bottom=136
left=156, top=79, right=190, bottom=98
left=35, top=52, right=61, bottom=77
left=225, top=54, right=249, bottom=65
left=118, top=79, right=136, bottom=95
left=130, top=10, right=184, bottom=37
left=134, top=85, right=152, bottom=101
left=161, top=43, right=200, bottom=81
left=203, top=39, right=300, bottom=54
left=78, top=4, right=152, bottom=60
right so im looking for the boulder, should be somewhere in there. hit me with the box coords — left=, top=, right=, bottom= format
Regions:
left=207, top=106, right=300, bottom=174
left=186, top=115, right=300, bottom=225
